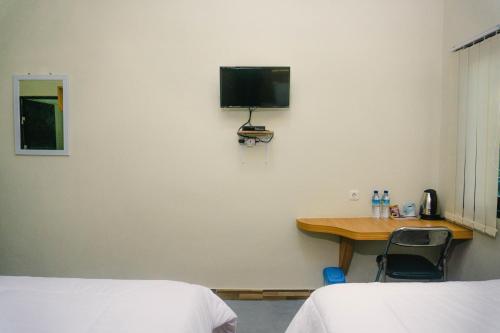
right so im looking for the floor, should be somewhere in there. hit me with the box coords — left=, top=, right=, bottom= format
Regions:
left=225, top=300, right=305, bottom=333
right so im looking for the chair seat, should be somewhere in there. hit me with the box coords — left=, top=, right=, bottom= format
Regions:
left=376, top=254, right=443, bottom=280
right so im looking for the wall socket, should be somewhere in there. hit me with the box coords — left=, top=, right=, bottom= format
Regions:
left=245, top=138, right=256, bottom=147
left=349, top=190, right=360, bottom=201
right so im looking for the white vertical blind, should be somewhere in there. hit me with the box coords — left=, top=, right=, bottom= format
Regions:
left=485, top=36, right=500, bottom=236
left=446, top=34, right=500, bottom=237
left=463, top=45, right=478, bottom=227
left=453, top=51, right=468, bottom=224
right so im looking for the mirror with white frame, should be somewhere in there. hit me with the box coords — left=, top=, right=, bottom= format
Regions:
left=13, top=75, right=69, bottom=155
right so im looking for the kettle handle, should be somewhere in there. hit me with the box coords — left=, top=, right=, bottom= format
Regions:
left=424, top=189, right=438, bottom=212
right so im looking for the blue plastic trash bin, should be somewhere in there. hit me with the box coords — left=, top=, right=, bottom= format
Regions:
left=323, top=267, right=346, bottom=285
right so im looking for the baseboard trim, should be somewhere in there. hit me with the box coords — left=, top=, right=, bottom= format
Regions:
left=213, top=289, right=314, bottom=300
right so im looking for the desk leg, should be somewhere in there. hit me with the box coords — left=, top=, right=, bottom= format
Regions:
left=339, top=237, right=354, bottom=274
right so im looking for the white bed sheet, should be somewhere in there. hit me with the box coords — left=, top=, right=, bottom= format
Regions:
left=0, top=276, right=236, bottom=333
left=286, top=280, right=500, bottom=333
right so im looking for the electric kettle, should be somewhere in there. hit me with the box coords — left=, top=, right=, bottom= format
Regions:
left=419, top=189, right=441, bottom=220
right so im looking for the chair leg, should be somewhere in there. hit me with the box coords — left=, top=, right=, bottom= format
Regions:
left=381, top=257, right=387, bottom=282
left=382, top=273, right=386, bottom=282
left=442, top=257, right=448, bottom=282
left=375, top=265, right=382, bottom=282
left=375, top=257, right=387, bottom=282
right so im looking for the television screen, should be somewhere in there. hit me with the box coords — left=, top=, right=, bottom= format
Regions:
left=220, top=67, right=290, bottom=108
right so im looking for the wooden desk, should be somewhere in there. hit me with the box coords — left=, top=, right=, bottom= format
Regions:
left=296, top=217, right=473, bottom=274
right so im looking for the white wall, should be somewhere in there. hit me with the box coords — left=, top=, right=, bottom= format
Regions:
left=0, top=0, right=444, bottom=288
left=439, top=0, right=500, bottom=281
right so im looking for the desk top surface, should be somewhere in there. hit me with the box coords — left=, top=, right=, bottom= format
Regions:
left=296, top=217, right=473, bottom=240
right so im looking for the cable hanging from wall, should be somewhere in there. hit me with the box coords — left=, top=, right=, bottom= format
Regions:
left=237, top=108, right=274, bottom=147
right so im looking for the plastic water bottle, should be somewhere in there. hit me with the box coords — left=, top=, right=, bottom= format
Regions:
left=372, top=190, right=381, bottom=218
left=381, top=190, right=390, bottom=218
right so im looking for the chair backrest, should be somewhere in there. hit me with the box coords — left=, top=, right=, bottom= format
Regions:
left=383, top=227, right=453, bottom=267
left=390, top=227, right=452, bottom=247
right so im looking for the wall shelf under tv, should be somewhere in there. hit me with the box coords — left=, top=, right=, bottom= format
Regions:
left=237, top=130, right=274, bottom=137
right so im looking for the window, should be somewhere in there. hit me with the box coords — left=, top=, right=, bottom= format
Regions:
left=446, top=34, right=500, bottom=237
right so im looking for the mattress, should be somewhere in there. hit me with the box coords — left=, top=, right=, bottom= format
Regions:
left=286, top=280, right=500, bottom=333
left=0, top=276, right=236, bottom=333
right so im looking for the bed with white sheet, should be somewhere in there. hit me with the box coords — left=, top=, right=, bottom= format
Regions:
left=286, top=280, right=500, bottom=333
left=0, top=276, right=236, bottom=333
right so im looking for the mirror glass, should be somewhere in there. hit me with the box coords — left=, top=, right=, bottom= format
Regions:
left=14, top=76, right=68, bottom=155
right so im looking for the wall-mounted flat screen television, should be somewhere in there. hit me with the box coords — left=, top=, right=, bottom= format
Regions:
left=220, top=67, right=290, bottom=108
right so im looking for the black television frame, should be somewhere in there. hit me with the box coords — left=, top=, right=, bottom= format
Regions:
left=219, top=66, right=290, bottom=109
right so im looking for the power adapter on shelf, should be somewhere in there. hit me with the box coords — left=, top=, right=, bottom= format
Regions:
left=241, top=125, right=266, bottom=131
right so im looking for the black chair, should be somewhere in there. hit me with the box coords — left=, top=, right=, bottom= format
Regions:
left=375, top=227, right=453, bottom=282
